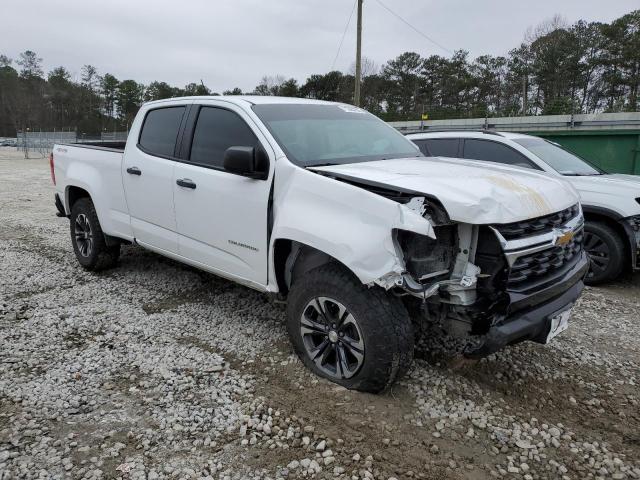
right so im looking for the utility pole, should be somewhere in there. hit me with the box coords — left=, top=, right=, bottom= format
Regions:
left=354, top=0, right=363, bottom=106
left=522, top=76, right=528, bottom=115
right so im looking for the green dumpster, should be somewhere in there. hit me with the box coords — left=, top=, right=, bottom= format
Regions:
left=526, top=130, right=640, bottom=175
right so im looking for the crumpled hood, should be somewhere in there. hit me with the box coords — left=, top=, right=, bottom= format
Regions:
left=310, top=157, right=579, bottom=224
left=565, top=173, right=640, bottom=218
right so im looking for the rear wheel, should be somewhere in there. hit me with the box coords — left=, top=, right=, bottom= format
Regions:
left=584, top=221, right=625, bottom=285
left=286, top=263, right=414, bottom=393
left=70, top=197, right=120, bottom=271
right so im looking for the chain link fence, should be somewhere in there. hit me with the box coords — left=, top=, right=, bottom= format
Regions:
left=100, top=131, right=128, bottom=142
left=16, top=130, right=128, bottom=158
left=17, top=130, right=76, bottom=158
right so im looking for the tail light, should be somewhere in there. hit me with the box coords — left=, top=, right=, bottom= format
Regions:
left=49, top=152, right=56, bottom=185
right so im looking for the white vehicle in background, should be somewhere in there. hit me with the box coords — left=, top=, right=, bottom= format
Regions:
left=51, top=97, right=588, bottom=392
left=408, top=131, right=640, bottom=284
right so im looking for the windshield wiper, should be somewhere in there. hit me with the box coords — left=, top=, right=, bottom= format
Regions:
left=562, top=172, right=603, bottom=176
left=306, top=154, right=422, bottom=168
left=306, top=162, right=338, bottom=168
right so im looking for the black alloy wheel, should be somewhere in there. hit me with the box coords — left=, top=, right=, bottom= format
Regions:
left=299, top=296, right=365, bottom=380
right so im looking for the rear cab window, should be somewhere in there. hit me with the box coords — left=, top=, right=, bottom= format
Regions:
left=138, top=106, right=186, bottom=158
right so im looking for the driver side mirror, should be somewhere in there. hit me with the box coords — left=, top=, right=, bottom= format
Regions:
left=223, top=146, right=269, bottom=180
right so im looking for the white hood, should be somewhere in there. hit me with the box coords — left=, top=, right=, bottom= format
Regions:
left=311, top=157, right=579, bottom=224
left=565, top=174, right=640, bottom=218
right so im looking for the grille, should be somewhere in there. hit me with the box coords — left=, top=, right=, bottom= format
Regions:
left=496, top=204, right=580, bottom=240
left=508, top=228, right=584, bottom=286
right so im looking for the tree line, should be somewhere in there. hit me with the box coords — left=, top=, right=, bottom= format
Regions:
left=0, top=10, right=637, bottom=137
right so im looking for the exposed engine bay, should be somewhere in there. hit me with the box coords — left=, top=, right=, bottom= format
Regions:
left=390, top=196, right=585, bottom=354
left=394, top=204, right=499, bottom=349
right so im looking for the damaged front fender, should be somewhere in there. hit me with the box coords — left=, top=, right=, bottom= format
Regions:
left=269, top=160, right=435, bottom=289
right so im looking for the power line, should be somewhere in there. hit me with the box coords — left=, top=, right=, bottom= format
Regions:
left=331, top=0, right=358, bottom=71
left=373, top=0, right=453, bottom=55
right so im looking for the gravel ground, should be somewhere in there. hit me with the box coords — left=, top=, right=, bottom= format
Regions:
left=1, top=147, right=639, bottom=480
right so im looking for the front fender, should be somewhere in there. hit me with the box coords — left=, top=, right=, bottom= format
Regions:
left=269, top=160, right=434, bottom=286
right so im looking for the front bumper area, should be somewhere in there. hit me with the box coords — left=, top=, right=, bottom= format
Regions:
left=622, top=216, right=640, bottom=271
left=467, top=250, right=589, bottom=358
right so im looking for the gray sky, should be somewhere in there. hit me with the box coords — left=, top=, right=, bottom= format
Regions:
left=2, top=0, right=637, bottom=92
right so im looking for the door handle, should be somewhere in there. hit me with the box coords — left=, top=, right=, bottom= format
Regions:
left=176, top=178, right=196, bottom=189
left=126, top=167, right=142, bottom=176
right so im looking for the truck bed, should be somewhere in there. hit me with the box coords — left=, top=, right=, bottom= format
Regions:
left=53, top=141, right=132, bottom=242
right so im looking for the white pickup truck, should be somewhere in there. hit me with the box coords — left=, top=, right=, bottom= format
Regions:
left=52, top=96, right=589, bottom=392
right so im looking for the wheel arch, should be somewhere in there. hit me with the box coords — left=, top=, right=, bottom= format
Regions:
left=66, top=186, right=122, bottom=248
left=65, top=185, right=91, bottom=214
left=582, top=206, right=632, bottom=270
left=272, top=239, right=359, bottom=296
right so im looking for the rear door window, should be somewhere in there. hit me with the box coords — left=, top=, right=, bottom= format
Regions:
left=189, top=107, right=259, bottom=169
left=138, top=107, right=186, bottom=158
left=462, top=139, right=537, bottom=169
left=423, top=138, right=460, bottom=157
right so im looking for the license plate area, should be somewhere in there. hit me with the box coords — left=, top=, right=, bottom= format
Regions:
left=545, top=308, right=571, bottom=343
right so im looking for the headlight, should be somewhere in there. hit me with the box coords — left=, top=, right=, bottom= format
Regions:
left=397, top=226, right=457, bottom=281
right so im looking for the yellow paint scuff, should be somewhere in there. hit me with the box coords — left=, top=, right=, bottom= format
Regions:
left=485, top=175, right=552, bottom=216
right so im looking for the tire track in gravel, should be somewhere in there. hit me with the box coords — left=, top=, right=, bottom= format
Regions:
left=460, top=345, right=640, bottom=456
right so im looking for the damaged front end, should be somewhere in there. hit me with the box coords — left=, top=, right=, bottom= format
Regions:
left=298, top=166, right=588, bottom=357
left=377, top=197, right=589, bottom=357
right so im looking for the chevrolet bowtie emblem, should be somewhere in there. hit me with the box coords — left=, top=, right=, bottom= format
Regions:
left=555, top=230, right=575, bottom=247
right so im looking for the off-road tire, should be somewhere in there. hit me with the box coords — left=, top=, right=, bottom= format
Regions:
left=287, top=263, right=414, bottom=393
left=70, top=197, right=120, bottom=271
left=584, top=221, right=625, bottom=285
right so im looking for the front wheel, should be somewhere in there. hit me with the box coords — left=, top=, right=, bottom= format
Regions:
left=584, top=221, right=625, bottom=285
left=286, top=263, right=414, bottom=393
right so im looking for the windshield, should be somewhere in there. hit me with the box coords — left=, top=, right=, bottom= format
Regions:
left=514, top=137, right=604, bottom=176
left=252, top=104, right=422, bottom=167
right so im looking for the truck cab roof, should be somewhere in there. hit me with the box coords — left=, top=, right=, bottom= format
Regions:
left=142, top=95, right=339, bottom=108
